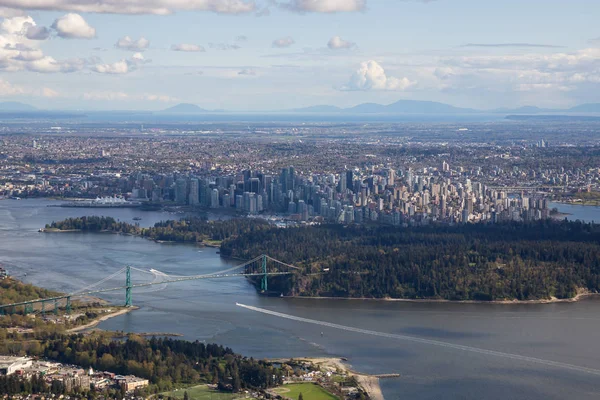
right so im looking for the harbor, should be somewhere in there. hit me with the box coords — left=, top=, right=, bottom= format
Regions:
left=58, top=196, right=142, bottom=208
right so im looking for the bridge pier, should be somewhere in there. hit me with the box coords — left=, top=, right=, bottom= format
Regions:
left=125, top=265, right=132, bottom=307
left=66, top=296, right=71, bottom=314
left=261, top=254, right=268, bottom=292
left=54, top=299, right=58, bottom=315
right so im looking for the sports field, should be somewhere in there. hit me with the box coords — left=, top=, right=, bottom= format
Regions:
left=161, top=385, right=256, bottom=400
left=272, top=383, right=339, bottom=400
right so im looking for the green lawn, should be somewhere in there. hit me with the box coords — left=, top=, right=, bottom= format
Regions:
left=272, top=383, right=339, bottom=400
left=161, top=385, right=255, bottom=400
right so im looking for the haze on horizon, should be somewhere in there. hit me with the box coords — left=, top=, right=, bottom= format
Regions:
left=0, top=0, right=598, bottom=111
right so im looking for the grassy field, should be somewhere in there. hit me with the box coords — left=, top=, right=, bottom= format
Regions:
left=161, top=385, right=255, bottom=400
left=272, top=383, right=339, bottom=400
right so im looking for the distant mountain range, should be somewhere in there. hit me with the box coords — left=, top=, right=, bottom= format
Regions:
left=291, top=100, right=477, bottom=114
left=3, top=100, right=600, bottom=115
left=289, top=101, right=600, bottom=115
left=160, top=100, right=600, bottom=115
left=161, top=103, right=224, bottom=114
left=0, top=102, right=38, bottom=112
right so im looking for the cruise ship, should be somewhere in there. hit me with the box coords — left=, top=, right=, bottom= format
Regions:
left=60, top=196, right=141, bottom=208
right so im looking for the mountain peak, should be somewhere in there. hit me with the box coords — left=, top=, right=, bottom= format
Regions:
left=162, top=103, right=208, bottom=113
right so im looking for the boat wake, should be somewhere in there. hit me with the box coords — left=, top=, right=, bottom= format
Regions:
left=236, top=303, right=600, bottom=376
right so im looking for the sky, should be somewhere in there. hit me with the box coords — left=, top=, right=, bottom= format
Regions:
left=0, top=0, right=599, bottom=111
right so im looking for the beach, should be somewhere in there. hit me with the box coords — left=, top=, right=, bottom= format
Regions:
left=282, top=357, right=387, bottom=400
left=67, top=306, right=138, bottom=333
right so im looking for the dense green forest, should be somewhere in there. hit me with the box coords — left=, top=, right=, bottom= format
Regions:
left=46, top=216, right=600, bottom=301
left=5, top=332, right=283, bottom=394
left=0, top=278, right=61, bottom=306
left=46, top=216, right=270, bottom=244
left=221, top=220, right=600, bottom=301
left=0, top=374, right=53, bottom=396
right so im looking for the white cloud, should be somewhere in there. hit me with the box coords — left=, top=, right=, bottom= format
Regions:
left=255, top=7, right=270, bottom=16
left=41, top=87, right=59, bottom=97
left=171, top=43, right=205, bottom=52
left=83, top=91, right=129, bottom=101
left=26, top=56, right=85, bottom=72
left=341, top=60, right=415, bottom=91
left=129, top=52, right=152, bottom=65
left=83, top=90, right=177, bottom=102
left=0, top=0, right=256, bottom=15
left=0, top=7, right=25, bottom=17
left=115, top=36, right=149, bottom=51
left=436, top=47, right=600, bottom=92
left=93, top=60, right=129, bottom=74
left=0, top=78, right=61, bottom=98
left=279, top=0, right=365, bottom=13
left=143, top=93, right=178, bottom=102
left=91, top=52, right=150, bottom=74
left=51, top=13, right=96, bottom=39
left=131, top=52, right=144, bottom=61
left=272, top=36, right=294, bottom=48
left=327, top=35, right=355, bottom=50
left=13, top=48, right=44, bottom=61
left=1, top=15, right=32, bottom=34
left=25, top=24, right=50, bottom=40
left=0, top=16, right=49, bottom=71
left=0, top=78, right=24, bottom=95
left=209, top=42, right=241, bottom=50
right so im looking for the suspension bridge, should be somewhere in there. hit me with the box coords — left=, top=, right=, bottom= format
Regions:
left=0, top=255, right=300, bottom=316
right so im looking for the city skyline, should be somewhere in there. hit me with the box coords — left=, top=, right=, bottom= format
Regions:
left=0, top=0, right=599, bottom=111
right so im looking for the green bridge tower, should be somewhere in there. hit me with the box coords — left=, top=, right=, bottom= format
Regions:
left=125, top=265, right=132, bottom=307
left=261, top=254, right=268, bottom=292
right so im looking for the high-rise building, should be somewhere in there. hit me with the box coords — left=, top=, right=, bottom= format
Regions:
left=210, top=188, right=219, bottom=208
left=338, top=173, right=347, bottom=193
left=257, top=194, right=263, bottom=212
left=188, top=179, right=199, bottom=206
left=175, top=178, right=188, bottom=204
left=249, top=195, right=257, bottom=214
left=280, top=168, right=289, bottom=193
left=250, top=177, right=261, bottom=194
left=389, top=169, right=396, bottom=185
left=345, top=170, right=353, bottom=192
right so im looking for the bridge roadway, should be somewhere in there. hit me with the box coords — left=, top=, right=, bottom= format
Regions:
left=0, top=271, right=293, bottom=309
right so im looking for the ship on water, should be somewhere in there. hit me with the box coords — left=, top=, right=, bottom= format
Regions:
left=60, top=196, right=141, bottom=208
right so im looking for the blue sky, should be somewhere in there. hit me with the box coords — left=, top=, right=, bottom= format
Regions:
left=0, top=0, right=599, bottom=110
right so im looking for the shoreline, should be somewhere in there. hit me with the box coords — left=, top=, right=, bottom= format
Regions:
left=552, top=200, right=600, bottom=207
left=272, top=357, right=386, bottom=400
left=41, top=228, right=220, bottom=248
left=67, top=306, right=138, bottom=333
left=283, top=291, right=600, bottom=305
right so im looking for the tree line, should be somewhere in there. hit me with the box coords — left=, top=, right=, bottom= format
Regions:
left=46, top=216, right=270, bottom=244
left=0, top=278, right=61, bottom=309
left=41, top=334, right=282, bottom=392
left=3, top=332, right=283, bottom=395
left=221, top=220, right=600, bottom=301
left=46, top=216, right=600, bottom=301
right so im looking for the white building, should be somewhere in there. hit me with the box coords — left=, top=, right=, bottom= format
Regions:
left=0, top=356, right=33, bottom=375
